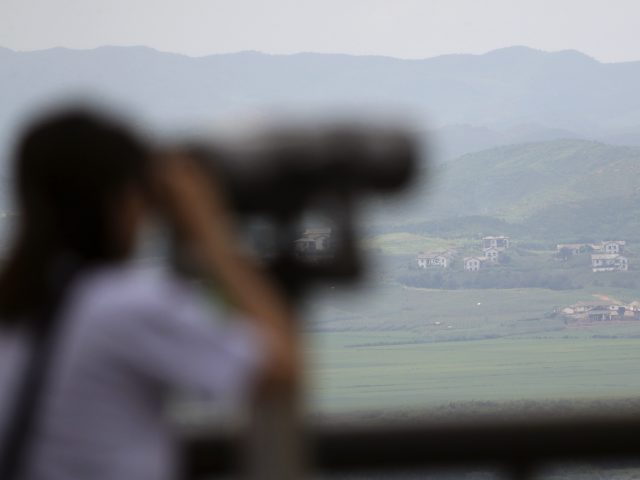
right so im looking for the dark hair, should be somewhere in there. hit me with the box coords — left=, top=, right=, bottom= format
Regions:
left=0, top=109, right=150, bottom=324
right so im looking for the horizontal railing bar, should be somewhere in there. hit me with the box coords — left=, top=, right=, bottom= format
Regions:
left=183, top=414, right=640, bottom=477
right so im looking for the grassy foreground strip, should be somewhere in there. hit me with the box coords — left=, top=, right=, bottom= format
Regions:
left=308, top=334, right=640, bottom=413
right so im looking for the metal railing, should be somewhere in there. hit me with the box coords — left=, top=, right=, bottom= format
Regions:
left=183, top=412, right=640, bottom=479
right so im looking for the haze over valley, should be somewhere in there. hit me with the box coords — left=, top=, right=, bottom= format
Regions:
left=3, top=45, right=640, bottom=423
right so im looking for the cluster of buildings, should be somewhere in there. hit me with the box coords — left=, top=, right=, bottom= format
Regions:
left=416, top=236, right=511, bottom=271
left=560, top=301, right=640, bottom=323
left=556, top=240, right=628, bottom=272
left=462, top=236, right=511, bottom=271
left=414, top=236, right=632, bottom=274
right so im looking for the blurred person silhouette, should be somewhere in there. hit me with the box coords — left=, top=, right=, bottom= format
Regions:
left=0, top=109, right=298, bottom=480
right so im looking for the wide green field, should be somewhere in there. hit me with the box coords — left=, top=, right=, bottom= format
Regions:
left=303, top=230, right=640, bottom=417
left=304, top=284, right=640, bottom=414
left=307, top=334, right=640, bottom=413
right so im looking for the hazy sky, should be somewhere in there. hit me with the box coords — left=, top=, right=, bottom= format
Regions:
left=1, top=0, right=640, bottom=62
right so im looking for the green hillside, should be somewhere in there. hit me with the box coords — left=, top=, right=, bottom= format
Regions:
left=413, top=139, right=640, bottom=239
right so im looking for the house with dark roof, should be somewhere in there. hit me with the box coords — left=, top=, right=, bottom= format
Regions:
left=295, top=228, right=331, bottom=253
left=482, top=236, right=510, bottom=251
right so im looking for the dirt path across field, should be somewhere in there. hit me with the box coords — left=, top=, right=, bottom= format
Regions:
left=592, top=293, right=622, bottom=304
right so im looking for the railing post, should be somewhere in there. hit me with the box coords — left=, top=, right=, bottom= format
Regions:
left=244, top=389, right=305, bottom=480
left=243, top=292, right=305, bottom=480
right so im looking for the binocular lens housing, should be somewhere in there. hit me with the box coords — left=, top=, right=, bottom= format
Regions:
left=180, top=125, right=418, bottom=295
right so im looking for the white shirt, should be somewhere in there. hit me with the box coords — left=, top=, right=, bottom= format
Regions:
left=0, top=264, right=264, bottom=480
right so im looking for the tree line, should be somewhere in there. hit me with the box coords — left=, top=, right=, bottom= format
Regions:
left=399, top=270, right=578, bottom=290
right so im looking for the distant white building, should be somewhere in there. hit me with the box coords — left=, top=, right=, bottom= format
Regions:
left=294, top=228, right=331, bottom=253
left=589, top=240, right=625, bottom=254
left=417, top=252, right=450, bottom=269
left=463, top=256, right=485, bottom=271
left=591, top=253, right=628, bottom=272
left=556, top=240, right=625, bottom=258
left=587, top=308, right=616, bottom=322
left=602, top=240, right=625, bottom=254
left=482, top=236, right=510, bottom=251
left=483, top=247, right=500, bottom=263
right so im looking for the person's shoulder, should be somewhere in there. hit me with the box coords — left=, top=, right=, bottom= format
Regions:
left=67, top=263, right=202, bottom=321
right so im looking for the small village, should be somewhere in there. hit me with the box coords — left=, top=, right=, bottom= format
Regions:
left=411, top=235, right=640, bottom=324
left=415, top=236, right=630, bottom=273
left=293, top=229, right=639, bottom=324
left=415, top=235, right=514, bottom=272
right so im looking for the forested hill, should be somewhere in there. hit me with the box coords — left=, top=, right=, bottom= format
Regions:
left=414, top=139, right=640, bottom=240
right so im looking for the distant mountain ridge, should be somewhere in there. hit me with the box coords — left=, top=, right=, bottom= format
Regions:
left=2, top=45, right=640, bottom=240
left=2, top=45, right=640, bottom=138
